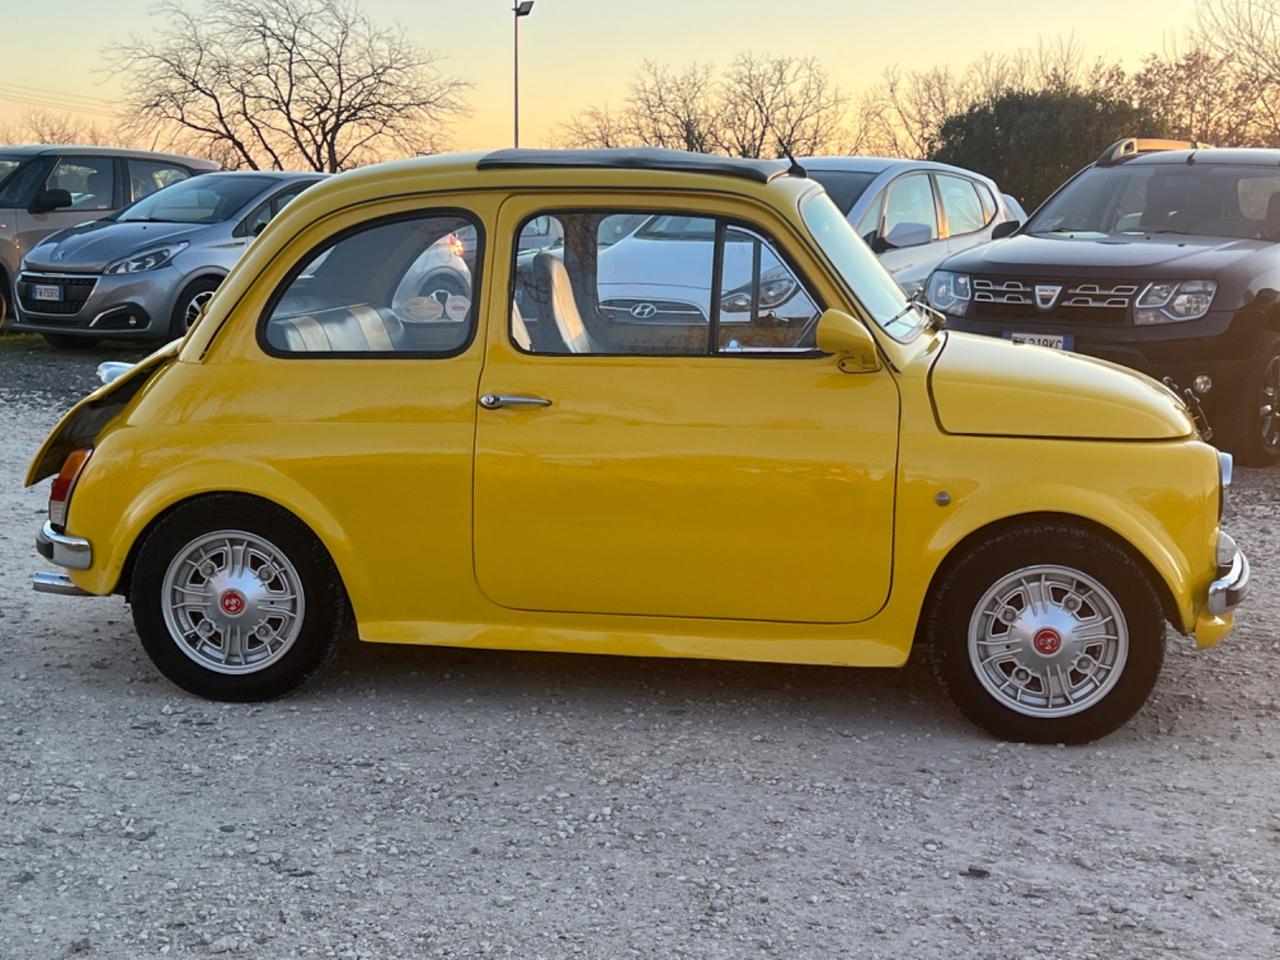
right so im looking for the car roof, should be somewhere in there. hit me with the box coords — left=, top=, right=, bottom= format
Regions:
left=478, top=147, right=792, bottom=184
left=1114, top=147, right=1280, bottom=167
left=800, top=155, right=996, bottom=183
left=197, top=170, right=323, bottom=183
left=0, top=143, right=220, bottom=170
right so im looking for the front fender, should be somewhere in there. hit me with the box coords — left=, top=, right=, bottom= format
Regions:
left=66, top=451, right=369, bottom=615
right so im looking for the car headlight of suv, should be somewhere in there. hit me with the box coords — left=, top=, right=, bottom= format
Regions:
left=720, top=266, right=797, bottom=314
left=104, top=242, right=189, bottom=275
left=1134, top=280, right=1216, bottom=324
left=925, top=270, right=971, bottom=316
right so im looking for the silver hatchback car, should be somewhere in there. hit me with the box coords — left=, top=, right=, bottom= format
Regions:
left=12, top=171, right=322, bottom=348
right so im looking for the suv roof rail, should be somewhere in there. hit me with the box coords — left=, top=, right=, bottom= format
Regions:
left=1097, top=138, right=1212, bottom=166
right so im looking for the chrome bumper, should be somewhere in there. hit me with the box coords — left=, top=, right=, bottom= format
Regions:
left=35, top=520, right=92, bottom=570
left=1208, top=545, right=1250, bottom=616
left=32, top=571, right=91, bottom=596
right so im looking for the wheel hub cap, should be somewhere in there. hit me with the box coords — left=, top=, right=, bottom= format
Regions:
left=968, top=564, right=1129, bottom=718
left=160, top=531, right=305, bottom=675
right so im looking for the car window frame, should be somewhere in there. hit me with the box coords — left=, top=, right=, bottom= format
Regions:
left=127, top=158, right=196, bottom=204
left=934, top=173, right=993, bottom=239
left=235, top=180, right=319, bottom=239
left=507, top=206, right=827, bottom=361
left=880, top=170, right=941, bottom=244
left=42, top=155, right=120, bottom=212
left=256, top=205, right=486, bottom=361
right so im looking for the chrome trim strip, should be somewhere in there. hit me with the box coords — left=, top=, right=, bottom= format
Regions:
left=1208, top=546, right=1250, bottom=616
left=31, top=572, right=92, bottom=597
left=36, top=520, right=92, bottom=570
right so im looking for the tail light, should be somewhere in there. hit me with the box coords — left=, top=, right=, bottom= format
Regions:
left=49, top=448, right=92, bottom=529
left=447, top=233, right=465, bottom=258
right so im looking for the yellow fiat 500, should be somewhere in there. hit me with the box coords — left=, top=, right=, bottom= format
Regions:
left=28, top=148, right=1248, bottom=742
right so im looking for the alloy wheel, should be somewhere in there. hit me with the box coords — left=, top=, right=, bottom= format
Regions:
left=184, top=290, right=216, bottom=331
left=967, top=564, right=1129, bottom=718
left=1259, top=355, right=1280, bottom=452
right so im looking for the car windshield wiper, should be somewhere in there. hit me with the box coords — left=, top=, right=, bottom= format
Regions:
left=1041, top=226, right=1098, bottom=234
left=119, top=217, right=177, bottom=223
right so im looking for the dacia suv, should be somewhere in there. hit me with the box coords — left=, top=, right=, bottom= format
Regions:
left=926, top=138, right=1280, bottom=465
left=0, top=145, right=218, bottom=326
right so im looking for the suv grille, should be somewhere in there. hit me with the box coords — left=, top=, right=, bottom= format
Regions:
left=17, top=273, right=98, bottom=317
left=972, top=277, right=1140, bottom=324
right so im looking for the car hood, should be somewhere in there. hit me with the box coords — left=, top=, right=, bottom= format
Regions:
left=942, top=232, right=1272, bottom=279
left=928, top=331, right=1194, bottom=440
left=24, top=220, right=209, bottom=273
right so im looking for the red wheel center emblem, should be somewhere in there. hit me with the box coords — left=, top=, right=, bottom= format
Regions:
left=220, top=589, right=247, bottom=616
left=1033, top=627, right=1062, bottom=655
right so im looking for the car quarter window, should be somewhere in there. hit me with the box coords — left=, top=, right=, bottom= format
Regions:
left=855, top=192, right=882, bottom=245
left=262, top=211, right=481, bottom=356
left=882, top=174, right=938, bottom=241
left=510, top=210, right=821, bottom=356
left=46, top=156, right=115, bottom=211
left=937, top=174, right=988, bottom=235
left=129, top=159, right=192, bottom=201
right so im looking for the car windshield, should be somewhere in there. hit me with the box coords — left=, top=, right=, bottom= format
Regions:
left=118, top=174, right=276, bottom=224
left=805, top=169, right=878, bottom=214
left=800, top=189, right=926, bottom=342
left=1027, top=163, right=1280, bottom=241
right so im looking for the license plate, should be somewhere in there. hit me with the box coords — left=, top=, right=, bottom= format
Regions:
left=1007, top=331, right=1072, bottom=350
left=32, top=284, right=61, bottom=302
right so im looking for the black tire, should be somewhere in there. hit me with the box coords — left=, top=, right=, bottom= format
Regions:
left=926, top=522, right=1165, bottom=744
left=1216, top=331, right=1280, bottom=467
left=41, top=333, right=99, bottom=350
left=130, top=494, right=348, bottom=701
left=168, top=277, right=221, bottom=340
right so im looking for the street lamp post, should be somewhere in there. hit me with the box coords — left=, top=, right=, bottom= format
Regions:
left=513, top=1, right=534, bottom=148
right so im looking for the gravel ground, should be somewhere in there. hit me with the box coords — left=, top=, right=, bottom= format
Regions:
left=1, top=336, right=1278, bottom=959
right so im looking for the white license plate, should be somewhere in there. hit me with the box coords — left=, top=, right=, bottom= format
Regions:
left=32, top=284, right=61, bottom=302
left=1007, top=331, right=1071, bottom=350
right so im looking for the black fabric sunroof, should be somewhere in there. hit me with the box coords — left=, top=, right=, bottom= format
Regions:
left=477, top=148, right=791, bottom=184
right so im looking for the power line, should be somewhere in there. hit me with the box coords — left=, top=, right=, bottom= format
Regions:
left=0, top=81, right=119, bottom=108
left=0, top=92, right=123, bottom=122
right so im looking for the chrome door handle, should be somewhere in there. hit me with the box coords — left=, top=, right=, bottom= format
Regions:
left=479, top=393, right=553, bottom=410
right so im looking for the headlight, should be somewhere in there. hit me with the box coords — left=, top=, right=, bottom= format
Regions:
left=926, top=270, right=971, bottom=316
left=720, top=267, right=797, bottom=314
left=1134, top=280, right=1216, bottom=324
left=105, top=242, right=188, bottom=275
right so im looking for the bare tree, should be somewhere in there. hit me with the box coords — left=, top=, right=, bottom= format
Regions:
left=0, top=110, right=121, bottom=146
left=106, top=0, right=471, bottom=171
left=1128, top=44, right=1266, bottom=144
left=1193, top=0, right=1280, bottom=143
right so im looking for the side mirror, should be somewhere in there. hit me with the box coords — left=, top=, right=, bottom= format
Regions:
left=29, top=188, right=73, bottom=214
left=991, top=219, right=1021, bottom=240
left=882, top=221, right=932, bottom=249
left=816, top=309, right=881, bottom=373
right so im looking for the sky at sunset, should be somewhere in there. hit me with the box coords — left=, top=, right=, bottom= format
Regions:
left=0, top=0, right=1203, bottom=152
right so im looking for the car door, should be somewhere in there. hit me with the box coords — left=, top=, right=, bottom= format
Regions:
left=13, top=155, right=120, bottom=259
left=875, top=172, right=942, bottom=295
left=472, top=194, right=900, bottom=625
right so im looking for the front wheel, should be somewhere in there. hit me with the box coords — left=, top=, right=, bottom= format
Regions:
left=1217, top=333, right=1280, bottom=466
left=130, top=494, right=348, bottom=701
left=168, top=277, right=221, bottom=340
left=927, top=523, right=1165, bottom=743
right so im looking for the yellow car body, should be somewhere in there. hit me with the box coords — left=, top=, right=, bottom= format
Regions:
left=27, top=149, right=1246, bottom=736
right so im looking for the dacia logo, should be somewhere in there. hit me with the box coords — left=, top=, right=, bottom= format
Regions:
left=1034, top=284, right=1062, bottom=311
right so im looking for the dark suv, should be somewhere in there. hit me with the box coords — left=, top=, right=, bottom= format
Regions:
left=925, top=138, right=1280, bottom=465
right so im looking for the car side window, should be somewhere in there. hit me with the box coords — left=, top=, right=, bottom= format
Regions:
left=855, top=193, right=882, bottom=245
left=974, top=181, right=998, bottom=222
left=510, top=210, right=821, bottom=356
left=937, top=175, right=988, bottom=235
left=246, top=184, right=310, bottom=237
left=46, top=157, right=115, bottom=211
left=262, top=211, right=480, bottom=356
left=882, top=174, right=938, bottom=243
left=129, top=160, right=191, bottom=201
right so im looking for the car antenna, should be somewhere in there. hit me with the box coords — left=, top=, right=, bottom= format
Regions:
left=771, top=128, right=807, bottom=178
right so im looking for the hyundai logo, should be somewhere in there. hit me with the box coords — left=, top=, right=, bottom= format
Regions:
left=629, top=302, right=658, bottom=319
left=1034, top=284, right=1062, bottom=311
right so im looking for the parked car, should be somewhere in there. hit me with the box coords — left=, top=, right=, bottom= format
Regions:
left=925, top=138, right=1280, bottom=465
left=28, top=147, right=1246, bottom=743
left=0, top=145, right=217, bottom=324
left=11, top=171, right=322, bottom=348
left=802, top=156, right=1025, bottom=295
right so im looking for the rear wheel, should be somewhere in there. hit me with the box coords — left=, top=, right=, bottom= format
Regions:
left=130, top=494, right=348, bottom=701
left=927, top=522, right=1165, bottom=743
left=1217, top=332, right=1280, bottom=466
